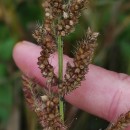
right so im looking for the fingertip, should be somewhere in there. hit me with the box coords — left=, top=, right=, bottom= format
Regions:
left=13, top=41, right=24, bottom=61
left=13, top=40, right=41, bottom=77
left=13, top=40, right=40, bottom=63
left=13, top=41, right=37, bottom=62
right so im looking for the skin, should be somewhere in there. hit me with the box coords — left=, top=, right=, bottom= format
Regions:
left=13, top=41, right=130, bottom=129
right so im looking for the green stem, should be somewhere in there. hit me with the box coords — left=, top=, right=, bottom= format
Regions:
left=57, top=36, right=64, bottom=122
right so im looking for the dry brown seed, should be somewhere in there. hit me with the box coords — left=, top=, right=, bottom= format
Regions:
left=47, top=117, right=52, bottom=121
left=75, top=5, right=79, bottom=10
left=38, top=56, right=43, bottom=61
left=45, top=12, right=50, bottom=17
left=48, top=72, right=53, bottom=77
left=62, top=4, right=66, bottom=9
left=35, top=108, right=40, bottom=112
left=77, top=78, right=81, bottom=81
left=76, top=55, right=80, bottom=60
left=58, top=84, right=62, bottom=88
left=39, top=64, right=45, bottom=69
left=49, top=114, right=55, bottom=119
left=54, top=2, right=59, bottom=7
left=45, top=36, right=52, bottom=42
left=46, top=100, right=51, bottom=107
left=41, top=95, right=49, bottom=102
left=74, top=81, right=79, bottom=86
left=46, top=107, right=51, bottom=113
left=81, top=54, right=86, bottom=59
left=57, top=25, right=63, bottom=30
left=42, top=72, right=47, bottom=76
left=50, top=102, right=54, bottom=107
left=92, top=32, right=99, bottom=39
left=57, top=9, right=62, bottom=13
left=49, top=15, right=53, bottom=20
left=61, top=31, right=66, bottom=36
left=45, top=27, right=51, bottom=32
left=79, top=47, right=83, bottom=54
left=75, top=68, right=80, bottom=73
left=65, top=25, right=70, bottom=30
left=44, top=115, right=48, bottom=119
left=45, top=8, right=50, bottom=12
left=69, top=20, right=74, bottom=26
left=83, top=59, right=87, bottom=64
left=43, top=59, right=49, bottom=65
left=47, top=78, right=53, bottom=83
left=65, top=74, right=70, bottom=79
left=59, top=89, right=62, bottom=93
left=63, top=11, right=69, bottom=19
left=53, top=98, right=59, bottom=104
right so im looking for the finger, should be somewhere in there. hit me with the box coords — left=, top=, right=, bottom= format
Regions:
left=13, top=41, right=130, bottom=122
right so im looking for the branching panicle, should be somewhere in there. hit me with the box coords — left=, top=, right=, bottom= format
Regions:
left=34, top=30, right=58, bottom=85
left=22, top=1, right=130, bottom=130
left=22, top=0, right=130, bottom=130
left=22, top=75, right=65, bottom=130
left=59, top=28, right=99, bottom=96
left=37, top=33, right=58, bottom=85
left=57, top=0, right=88, bottom=36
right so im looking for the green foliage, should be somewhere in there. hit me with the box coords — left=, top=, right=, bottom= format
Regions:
left=0, top=84, right=13, bottom=124
left=0, top=38, right=16, bottom=61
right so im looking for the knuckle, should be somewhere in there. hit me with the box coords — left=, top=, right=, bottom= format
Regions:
left=107, top=89, right=122, bottom=121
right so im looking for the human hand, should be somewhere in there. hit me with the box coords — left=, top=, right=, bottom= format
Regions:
left=13, top=41, right=130, bottom=130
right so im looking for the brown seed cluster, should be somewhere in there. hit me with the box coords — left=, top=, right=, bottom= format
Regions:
left=42, top=0, right=64, bottom=34
left=33, top=0, right=59, bottom=85
left=42, top=0, right=54, bottom=33
left=106, top=111, right=130, bottom=130
left=59, top=28, right=99, bottom=96
left=37, top=33, right=58, bottom=85
left=33, top=26, right=58, bottom=85
left=39, top=95, right=66, bottom=130
left=42, top=0, right=63, bottom=18
left=32, top=24, right=44, bottom=44
left=32, top=0, right=89, bottom=86
left=33, top=0, right=65, bottom=86
left=57, top=0, right=88, bottom=36
left=22, top=75, right=65, bottom=130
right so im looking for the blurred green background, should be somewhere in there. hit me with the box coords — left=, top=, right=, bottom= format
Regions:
left=0, top=0, right=130, bottom=130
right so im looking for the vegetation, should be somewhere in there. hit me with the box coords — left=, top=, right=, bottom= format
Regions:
left=0, top=0, right=130, bottom=130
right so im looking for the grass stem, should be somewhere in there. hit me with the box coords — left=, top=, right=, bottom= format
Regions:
left=57, top=36, right=64, bottom=122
